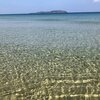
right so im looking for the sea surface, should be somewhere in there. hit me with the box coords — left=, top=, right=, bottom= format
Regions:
left=0, top=13, right=100, bottom=99
left=0, top=13, right=100, bottom=48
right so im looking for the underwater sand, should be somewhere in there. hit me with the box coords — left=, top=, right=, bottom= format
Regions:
left=0, top=13, right=100, bottom=100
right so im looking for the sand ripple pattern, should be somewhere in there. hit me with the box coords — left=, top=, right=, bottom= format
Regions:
left=0, top=46, right=100, bottom=100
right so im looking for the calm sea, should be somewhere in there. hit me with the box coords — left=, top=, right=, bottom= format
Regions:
left=0, top=13, right=100, bottom=48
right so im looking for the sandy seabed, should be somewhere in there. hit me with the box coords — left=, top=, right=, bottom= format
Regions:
left=0, top=44, right=100, bottom=100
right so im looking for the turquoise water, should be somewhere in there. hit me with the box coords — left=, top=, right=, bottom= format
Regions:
left=0, top=13, right=100, bottom=48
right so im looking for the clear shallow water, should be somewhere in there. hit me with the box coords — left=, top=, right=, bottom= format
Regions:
left=0, top=13, right=100, bottom=48
left=0, top=13, right=100, bottom=99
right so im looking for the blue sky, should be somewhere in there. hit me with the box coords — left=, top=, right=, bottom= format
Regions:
left=0, top=0, right=100, bottom=14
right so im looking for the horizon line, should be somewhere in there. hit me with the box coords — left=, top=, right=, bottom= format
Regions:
left=0, top=11, right=100, bottom=15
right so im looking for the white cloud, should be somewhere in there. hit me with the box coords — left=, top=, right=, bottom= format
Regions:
left=94, top=0, right=100, bottom=2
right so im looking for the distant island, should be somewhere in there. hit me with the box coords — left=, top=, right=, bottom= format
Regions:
left=29, top=10, right=68, bottom=14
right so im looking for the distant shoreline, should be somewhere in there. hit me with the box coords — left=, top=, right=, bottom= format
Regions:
left=0, top=12, right=100, bottom=15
